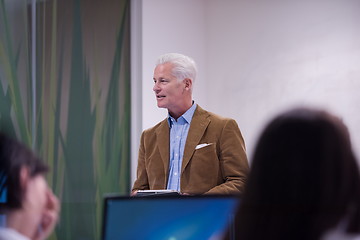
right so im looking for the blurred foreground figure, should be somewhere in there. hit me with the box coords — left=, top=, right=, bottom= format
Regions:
left=0, top=133, right=59, bottom=240
left=226, top=108, right=360, bottom=240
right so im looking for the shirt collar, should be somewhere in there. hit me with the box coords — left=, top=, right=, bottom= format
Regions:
left=167, top=101, right=197, bottom=127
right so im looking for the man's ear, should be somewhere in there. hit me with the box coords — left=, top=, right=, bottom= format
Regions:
left=19, top=167, right=30, bottom=190
left=184, top=78, right=192, bottom=90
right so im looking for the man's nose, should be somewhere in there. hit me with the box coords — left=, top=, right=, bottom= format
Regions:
left=153, top=82, right=160, bottom=92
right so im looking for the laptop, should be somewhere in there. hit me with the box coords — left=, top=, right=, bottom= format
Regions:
left=102, top=194, right=239, bottom=240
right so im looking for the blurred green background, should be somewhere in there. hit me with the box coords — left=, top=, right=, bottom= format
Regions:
left=0, top=0, right=130, bottom=239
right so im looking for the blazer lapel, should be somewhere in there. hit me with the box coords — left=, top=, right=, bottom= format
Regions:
left=156, top=119, right=170, bottom=179
left=181, top=106, right=210, bottom=173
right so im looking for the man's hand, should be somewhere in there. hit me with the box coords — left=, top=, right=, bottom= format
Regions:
left=130, top=190, right=138, bottom=196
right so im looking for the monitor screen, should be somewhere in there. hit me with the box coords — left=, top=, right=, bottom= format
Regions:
left=102, top=195, right=239, bottom=240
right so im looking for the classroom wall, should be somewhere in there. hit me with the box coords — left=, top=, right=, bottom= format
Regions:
left=204, top=0, right=360, bottom=160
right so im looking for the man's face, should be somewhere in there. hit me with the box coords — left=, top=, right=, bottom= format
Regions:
left=153, top=63, right=187, bottom=113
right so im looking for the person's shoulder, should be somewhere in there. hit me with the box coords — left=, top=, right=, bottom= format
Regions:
left=142, top=118, right=168, bottom=134
left=196, top=105, right=235, bottom=122
left=194, top=106, right=242, bottom=133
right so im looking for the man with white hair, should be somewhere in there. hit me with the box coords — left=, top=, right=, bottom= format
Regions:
left=132, top=53, right=249, bottom=195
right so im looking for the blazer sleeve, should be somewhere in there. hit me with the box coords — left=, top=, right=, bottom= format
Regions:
left=205, top=118, right=249, bottom=194
left=131, top=131, right=149, bottom=192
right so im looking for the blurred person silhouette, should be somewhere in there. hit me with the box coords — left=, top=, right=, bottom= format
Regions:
left=225, top=108, right=360, bottom=240
left=0, top=133, right=59, bottom=240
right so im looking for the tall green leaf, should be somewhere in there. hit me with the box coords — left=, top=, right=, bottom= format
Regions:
left=60, top=0, right=96, bottom=239
left=93, top=1, right=131, bottom=237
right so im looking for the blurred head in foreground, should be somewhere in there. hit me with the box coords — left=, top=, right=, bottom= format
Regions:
left=0, top=133, right=59, bottom=240
left=227, top=108, right=360, bottom=240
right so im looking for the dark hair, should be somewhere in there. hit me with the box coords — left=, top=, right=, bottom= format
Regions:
left=0, top=133, right=48, bottom=210
left=229, top=108, right=360, bottom=240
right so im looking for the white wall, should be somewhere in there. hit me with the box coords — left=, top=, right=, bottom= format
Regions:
left=132, top=0, right=360, bottom=185
left=204, top=0, right=360, bottom=159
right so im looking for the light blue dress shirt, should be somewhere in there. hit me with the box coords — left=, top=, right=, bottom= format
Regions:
left=166, top=103, right=197, bottom=191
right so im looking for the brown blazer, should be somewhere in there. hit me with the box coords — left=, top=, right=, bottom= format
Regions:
left=132, top=105, right=249, bottom=195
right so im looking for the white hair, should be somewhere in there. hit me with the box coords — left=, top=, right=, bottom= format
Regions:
left=156, top=53, right=197, bottom=83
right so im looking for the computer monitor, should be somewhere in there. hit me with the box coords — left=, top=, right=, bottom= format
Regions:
left=102, top=194, right=239, bottom=240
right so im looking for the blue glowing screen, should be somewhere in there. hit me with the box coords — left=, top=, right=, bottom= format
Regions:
left=102, top=195, right=239, bottom=240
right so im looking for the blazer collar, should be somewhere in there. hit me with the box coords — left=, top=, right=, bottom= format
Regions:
left=156, top=120, right=170, bottom=179
left=181, top=105, right=210, bottom=173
